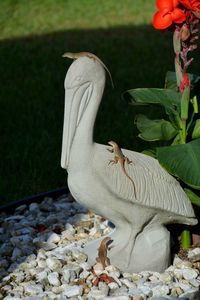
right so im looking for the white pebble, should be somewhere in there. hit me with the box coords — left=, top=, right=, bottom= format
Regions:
left=37, top=249, right=47, bottom=260
left=52, top=286, right=63, bottom=294
left=188, top=247, right=200, bottom=258
left=65, top=223, right=75, bottom=234
left=88, top=287, right=108, bottom=299
left=152, top=285, right=169, bottom=296
left=139, top=285, right=153, bottom=296
left=132, top=273, right=142, bottom=281
left=173, top=255, right=184, bottom=267
left=34, top=241, right=57, bottom=251
left=62, top=285, right=83, bottom=297
left=47, top=272, right=61, bottom=286
left=79, top=270, right=90, bottom=279
left=15, top=204, right=27, bottom=212
left=120, top=278, right=136, bottom=288
left=47, top=232, right=61, bottom=244
left=176, top=260, right=193, bottom=269
left=16, top=272, right=26, bottom=283
left=43, top=291, right=59, bottom=299
left=107, top=265, right=121, bottom=273
left=99, top=281, right=109, bottom=294
left=174, top=268, right=183, bottom=279
left=109, top=270, right=121, bottom=278
left=37, top=259, right=47, bottom=268
left=79, top=261, right=92, bottom=271
left=189, top=278, right=200, bottom=287
left=24, top=283, right=43, bottom=295
left=46, top=257, right=62, bottom=270
left=159, top=272, right=172, bottom=284
left=62, top=268, right=76, bottom=283
left=140, top=271, right=151, bottom=277
left=112, top=274, right=123, bottom=287
left=61, top=230, right=75, bottom=241
left=149, top=274, right=160, bottom=282
left=29, top=202, right=39, bottom=211
left=29, top=268, right=38, bottom=277
left=165, top=265, right=176, bottom=272
left=4, top=297, right=21, bottom=300
left=108, top=282, right=119, bottom=289
left=178, top=279, right=192, bottom=292
left=182, top=268, right=198, bottom=280
left=104, top=297, right=129, bottom=300
left=128, top=287, right=143, bottom=296
left=89, top=227, right=97, bottom=236
left=36, top=270, right=48, bottom=283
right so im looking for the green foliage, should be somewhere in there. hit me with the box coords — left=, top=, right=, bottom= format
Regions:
left=124, top=88, right=181, bottom=129
left=123, top=9, right=200, bottom=249
left=135, top=115, right=177, bottom=141
left=126, top=69, right=200, bottom=253
left=125, top=88, right=181, bottom=108
left=181, top=87, right=190, bottom=120
left=125, top=72, right=200, bottom=206
left=192, top=119, right=200, bottom=139
left=184, top=188, right=200, bottom=206
left=157, top=139, right=200, bottom=190
left=181, top=229, right=191, bottom=249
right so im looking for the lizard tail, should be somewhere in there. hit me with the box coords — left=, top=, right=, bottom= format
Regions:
left=121, top=164, right=137, bottom=198
left=127, top=175, right=137, bottom=198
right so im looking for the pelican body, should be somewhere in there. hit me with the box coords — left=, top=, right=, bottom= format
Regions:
left=61, top=57, right=197, bottom=272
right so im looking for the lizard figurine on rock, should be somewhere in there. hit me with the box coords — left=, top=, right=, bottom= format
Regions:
left=95, top=237, right=113, bottom=269
left=107, top=140, right=136, bottom=197
left=62, top=51, right=114, bottom=88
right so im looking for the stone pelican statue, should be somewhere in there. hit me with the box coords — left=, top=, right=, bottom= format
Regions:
left=61, top=56, right=197, bottom=272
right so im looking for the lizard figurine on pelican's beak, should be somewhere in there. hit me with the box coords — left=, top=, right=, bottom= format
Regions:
left=62, top=51, right=114, bottom=88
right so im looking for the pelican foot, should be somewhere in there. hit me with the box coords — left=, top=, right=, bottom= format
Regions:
left=83, top=225, right=170, bottom=273
left=130, top=225, right=171, bottom=273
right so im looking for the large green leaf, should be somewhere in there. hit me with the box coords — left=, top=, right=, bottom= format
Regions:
left=164, top=71, right=177, bottom=91
left=136, top=114, right=178, bottom=141
left=125, top=88, right=181, bottom=109
left=184, top=188, right=200, bottom=207
left=124, top=88, right=181, bottom=129
left=192, top=119, right=200, bottom=139
left=157, top=138, right=200, bottom=189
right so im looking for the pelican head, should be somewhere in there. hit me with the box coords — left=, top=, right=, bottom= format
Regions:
left=61, top=57, right=105, bottom=169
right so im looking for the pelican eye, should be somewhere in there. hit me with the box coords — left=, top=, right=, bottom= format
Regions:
left=72, top=75, right=83, bottom=86
left=74, top=76, right=82, bottom=82
left=65, top=75, right=84, bottom=89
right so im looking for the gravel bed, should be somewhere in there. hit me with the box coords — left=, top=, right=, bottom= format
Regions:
left=0, top=193, right=199, bottom=300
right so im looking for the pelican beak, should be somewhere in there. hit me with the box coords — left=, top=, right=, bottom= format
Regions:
left=61, top=81, right=91, bottom=170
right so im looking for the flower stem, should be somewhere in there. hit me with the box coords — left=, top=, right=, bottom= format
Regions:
left=181, top=228, right=191, bottom=249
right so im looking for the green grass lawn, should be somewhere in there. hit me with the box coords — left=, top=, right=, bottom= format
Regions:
left=0, top=0, right=199, bottom=203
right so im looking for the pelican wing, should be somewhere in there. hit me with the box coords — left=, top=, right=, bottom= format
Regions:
left=93, top=143, right=195, bottom=219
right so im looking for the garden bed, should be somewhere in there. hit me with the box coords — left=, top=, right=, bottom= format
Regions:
left=0, top=191, right=199, bottom=299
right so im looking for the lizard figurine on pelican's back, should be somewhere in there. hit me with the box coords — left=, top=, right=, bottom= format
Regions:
left=107, top=140, right=136, bottom=197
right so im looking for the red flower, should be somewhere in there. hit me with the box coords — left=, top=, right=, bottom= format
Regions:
left=153, top=0, right=186, bottom=29
left=179, top=73, right=190, bottom=92
left=178, top=0, right=200, bottom=12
